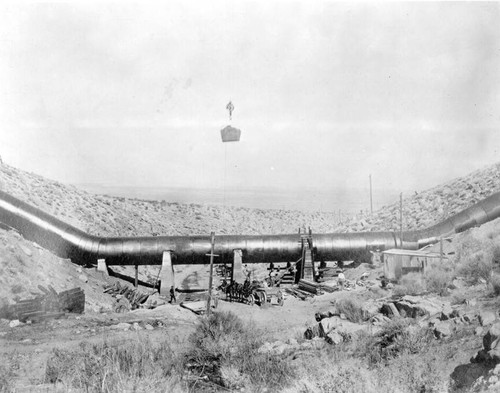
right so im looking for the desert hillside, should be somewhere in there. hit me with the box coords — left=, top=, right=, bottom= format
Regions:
left=0, top=160, right=499, bottom=307
left=1, top=162, right=500, bottom=237
left=2, top=161, right=500, bottom=392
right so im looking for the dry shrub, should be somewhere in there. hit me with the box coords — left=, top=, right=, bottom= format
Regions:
left=457, top=250, right=493, bottom=285
left=287, top=323, right=442, bottom=393
left=490, top=272, right=500, bottom=296
left=335, top=298, right=365, bottom=323
left=374, top=352, right=446, bottom=393
left=0, top=351, right=19, bottom=393
left=424, top=260, right=454, bottom=296
left=364, top=319, right=434, bottom=366
left=492, top=243, right=500, bottom=264
left=393, top=273, right=426, bottom=296
left=455, top=236, right=483, bottom=261
left=184, top=311, right=294, bottom=391
left=285, top=357, right=375, bottom=393
left=45, top=338, right=184, bottom=392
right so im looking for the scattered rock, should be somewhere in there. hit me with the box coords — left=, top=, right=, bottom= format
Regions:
left=463, top=314, right=473, bottom=323
left=483, top=322, right=500, bottom=351
left=471, top=364, right=500, bottom=392
left=132, top=322, right=142, bottom=331
left=18, top=244, right=32, bottom=256
left=110, top=322, right=131, bottom=331
left=9, top=319, right=22, bottom=328
left=300, top=337, right=327, bottom=350
left=258, top=341, right=292, bottom=355
left=440, top=304, right=455, bottom=320
left=371, top=313, right=391, bottom=326
left=434, top=321, right=452, bottom=339
left=78, top=274, right=88, bottom=283
left=381, top=303, right=400, bottom=318
left=361, top=300, right=381, bottom=320
left=479, top=311, right=497, bottom=326
left=451, top=363, right=492, bottom=392
left=0, top=318, right=10, bottom=327
left=326, top=331, right=343, bottom=345
left=465, top=298, right=477, bottom=307
left=402, top=296, right=447, bottom=317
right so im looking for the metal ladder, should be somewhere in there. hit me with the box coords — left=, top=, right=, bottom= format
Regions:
left=299, top=227, right=315, bottom=281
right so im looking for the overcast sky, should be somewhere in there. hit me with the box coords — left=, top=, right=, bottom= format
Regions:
left=0, top=1, right=499, bottom=196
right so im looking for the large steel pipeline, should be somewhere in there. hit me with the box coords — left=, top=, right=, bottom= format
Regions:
left=1, top=189, right=500, bottom=266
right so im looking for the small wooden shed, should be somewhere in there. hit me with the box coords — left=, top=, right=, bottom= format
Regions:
left=382, top=249, right=445, bottom=280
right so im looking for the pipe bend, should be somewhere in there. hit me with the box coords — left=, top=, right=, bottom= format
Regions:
left=2, top=189, right=500, bottom=265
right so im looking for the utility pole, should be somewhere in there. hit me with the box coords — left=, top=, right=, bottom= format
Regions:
left=399, top=192, right=403, bottom=247
left=206, top=232, right=217, bottom=316
left=439, top=237, right=443, bottom=264
left=369, top=174, right=373, bottom=214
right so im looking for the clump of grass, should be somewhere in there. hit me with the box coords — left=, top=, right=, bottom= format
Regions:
left=424, top=260, right=454, bottom=296
left=393, top=273, right=426, bottom=296
left=45, top=338, right=184, bottom=392
left=490, top=272, right=500, bottom=296
left=10, top=284, right=23, bottom=294
left=365, top=319, right=434, bottom=366
left=455, top=236, right=482, bottom=261
left=0, top=352, right=19, bottom=393
left=286, top=357, right=375, bottom=393
left=374, top=351, right=446, bottom=393
left=457, top=250, right=493, bottom=285
left=334, top=298, right=365, bottom=323
left=492, top=243, right=500, bottom=264
left=288, top=324, right=443, bottom=393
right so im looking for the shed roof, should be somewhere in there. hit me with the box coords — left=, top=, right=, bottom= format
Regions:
left=382, top=248, right=446, bottom=258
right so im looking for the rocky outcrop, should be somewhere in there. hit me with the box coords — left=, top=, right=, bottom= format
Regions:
left=471, top=322, right=500, bottom=365
left=381, top=296, right=452, bottom=319
left=452, top=322, right=500, bottom=391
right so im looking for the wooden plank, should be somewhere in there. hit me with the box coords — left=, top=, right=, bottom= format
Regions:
left=37, top=285, right=50, bottom=295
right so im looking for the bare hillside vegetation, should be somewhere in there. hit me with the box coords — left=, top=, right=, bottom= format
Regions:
left=2, top=162, right=500, bottom=392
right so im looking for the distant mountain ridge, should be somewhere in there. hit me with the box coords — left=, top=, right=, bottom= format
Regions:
left=74, top=183, right=402, bottom=214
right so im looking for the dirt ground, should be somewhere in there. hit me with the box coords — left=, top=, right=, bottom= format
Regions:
left=0, top=259, right=383, bottom=391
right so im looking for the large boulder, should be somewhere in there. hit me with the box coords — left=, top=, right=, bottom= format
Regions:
left=381, top=303, right=400, bottom=318
left=403, top=295, right=447, bottom=316
left=479, top=311, right=497, bottom=327
left=483, top=322, right=500, bottom=351
left=391, top=296, right=450, bottom=319
left=433, top=320, right=453, bottom=339
left=326, top=331, right=343, bottom=345
left=451, top=363, right=492, bottom=392
left=395, top=301, right=419, bottom=318
left=471, top=322, right=500, bottom=364
left=471, top=364, right=500, bottom=392
left=305, top=316, right=368, bottom=344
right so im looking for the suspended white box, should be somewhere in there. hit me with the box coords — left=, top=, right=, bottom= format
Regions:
left=220, top=125, right=241, bottom=142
